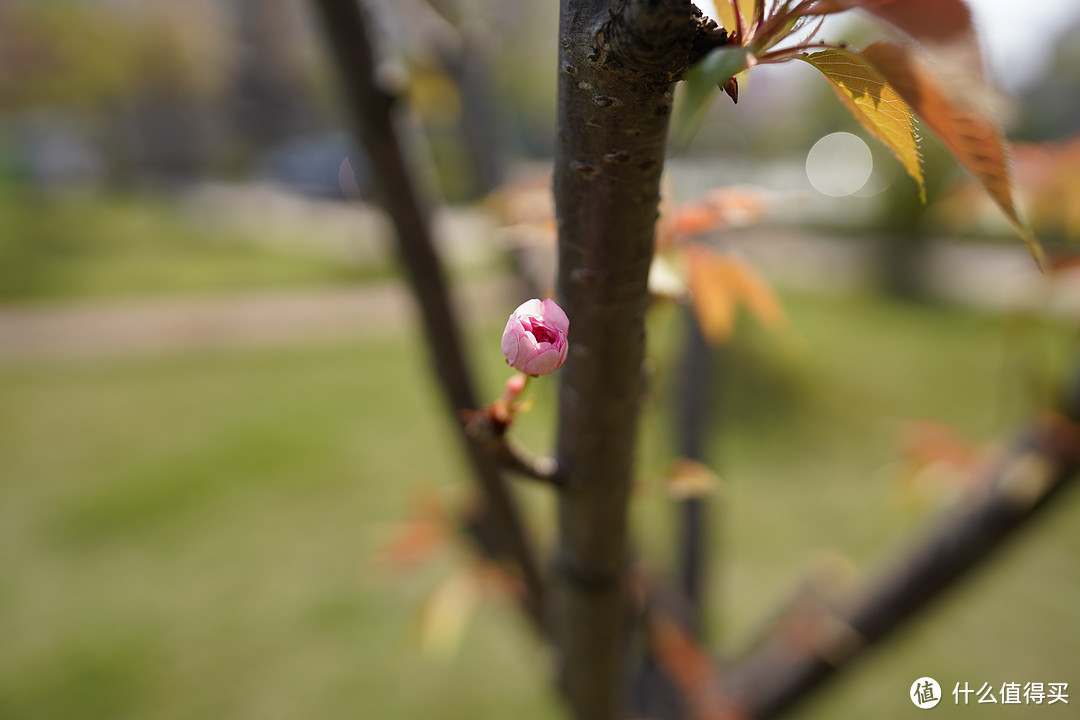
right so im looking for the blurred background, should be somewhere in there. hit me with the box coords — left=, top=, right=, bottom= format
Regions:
left=1, top=0, right=1079, bottom=718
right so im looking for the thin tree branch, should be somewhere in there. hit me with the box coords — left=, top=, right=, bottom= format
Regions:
left=309, top=0, right=545, bottom=632
left=496, top=437, right=562, bottom=485
left=627, top=308, right=719, bottom=719
left=463, top=411, right=562, bottom=486
left=725, top=394, right=1080, bottom=719
left=553, top=2, right=727, bottom=718
left=676, top=308, right=716, bottom=638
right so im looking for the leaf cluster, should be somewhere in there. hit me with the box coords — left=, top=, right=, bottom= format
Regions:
left=681, top=0, right=1044, bottom=266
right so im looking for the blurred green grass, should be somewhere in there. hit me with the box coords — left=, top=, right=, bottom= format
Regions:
left=0, top=190, right=393, bottom=303
left=0, top=285, right=1077, bottom=719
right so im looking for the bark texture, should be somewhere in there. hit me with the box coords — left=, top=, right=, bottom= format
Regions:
left=552, top=2, right=725, bottom=718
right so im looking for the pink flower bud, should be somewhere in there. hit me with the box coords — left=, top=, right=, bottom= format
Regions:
left=500, top=298, right=570, bottom=376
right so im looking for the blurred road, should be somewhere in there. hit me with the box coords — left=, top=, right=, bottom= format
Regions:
left=0, top=276, right=520, bottom=361
left=0, top=230, right=1076, bottom=363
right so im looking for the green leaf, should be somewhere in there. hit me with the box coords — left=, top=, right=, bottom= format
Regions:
left=802, top=47, right=925, bottom=202
left=674, top=47, right=750, bottom=147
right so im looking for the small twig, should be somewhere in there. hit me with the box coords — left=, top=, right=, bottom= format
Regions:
left=497, top=437, right=561, bottom=485
left=463, top=410, right=562, bottom=486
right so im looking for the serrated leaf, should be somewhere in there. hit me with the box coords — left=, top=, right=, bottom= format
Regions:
left=860, top=41, right=1045, bottom=267
left=802, top=48, right=924, bottom=202
left=807, top=0, right=984, bottom=87
left=674, top=46, right=750, bottom=146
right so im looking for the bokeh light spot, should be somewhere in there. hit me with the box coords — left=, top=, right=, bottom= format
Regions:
left=806, top=132, right=874, bottom=197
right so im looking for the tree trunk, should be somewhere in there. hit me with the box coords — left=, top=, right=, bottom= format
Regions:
left=552, top=3, right=724, bottom=718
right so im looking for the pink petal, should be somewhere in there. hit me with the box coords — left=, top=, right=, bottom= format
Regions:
left=540, top=298, right=570, bottom=335
left=515, top=298, right=545, bottom=319
left=513, top=333, right=536, bottom=372
left=522, top=349, right=559, bottom=376
left=500, top=319, right=521, bottom=365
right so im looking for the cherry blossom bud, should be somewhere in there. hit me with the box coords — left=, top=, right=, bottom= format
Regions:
left=500, top=298, right=570, bottom=376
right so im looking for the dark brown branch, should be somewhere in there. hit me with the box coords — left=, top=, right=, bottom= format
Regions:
left=595, top=0, right=727, bottom=79
left=463, top=410, right=562, bottom=486
left=309, top=0, right=545, bottom=631
left=553, top=2, right=727, bottom=719
left=496, top=438, right=561, bottom=485
left=725, top=405, right=1080, bottom=719
left=676, top=309, right=716, bottom=638
left=627, top=309, right=719, bottom=719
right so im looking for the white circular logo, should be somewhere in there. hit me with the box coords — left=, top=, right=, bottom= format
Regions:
left=910, top=677, right=942, bottom=709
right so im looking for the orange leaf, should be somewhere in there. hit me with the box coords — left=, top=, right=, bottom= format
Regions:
left=685, top=245, right=787, bottom=344
left=808, top=0, right=974, bottom=46
left=375, top=492, right=452, bottom=574
left=903, top=420, right=982, bottom=472
left=860, top=42, right=1045, bottom=267
left=378, top=519, right=447, bottom=572
left=686, top=245, right=737, bottom=343
left=649, top=614, right=738, bottom=720
left=666, top=188, right=770, bottom=242
left=701, top=187, right=769, bottom=227
left=895, top=420, right=986, bottom=508
left=724, top=254, right=787, bottom=331
left=671, top=204, right=726, bottom=238
left=807, top=1, right=986, bottom=101
left=664, top=458, right=721, bottom=499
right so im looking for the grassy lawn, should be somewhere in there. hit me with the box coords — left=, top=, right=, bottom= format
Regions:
left=0, top=189, right=394, bottom=303
left=0, top=290, right=1076, bottom=719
